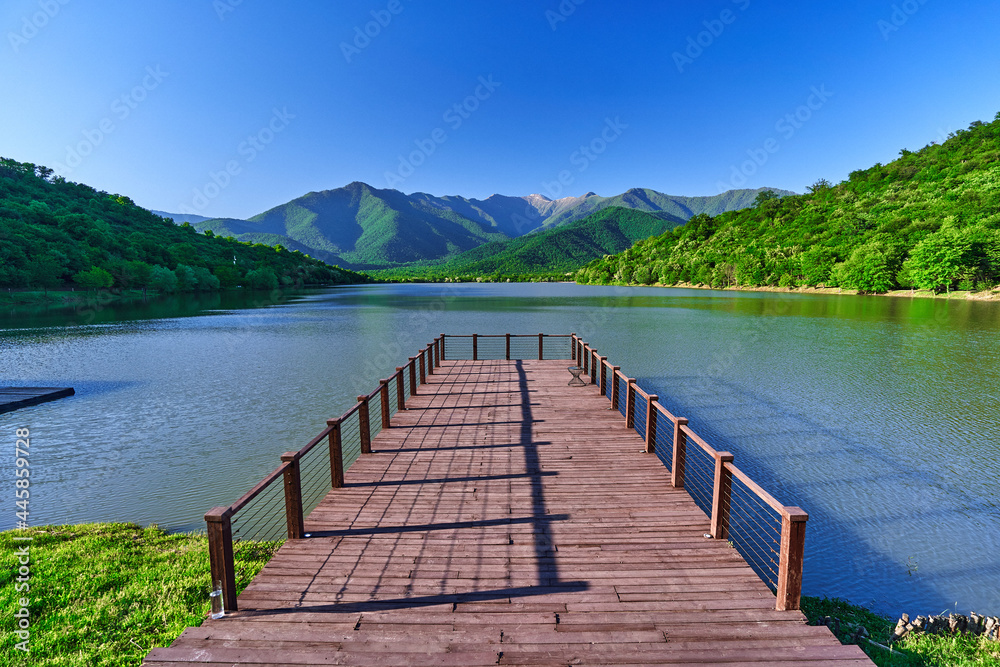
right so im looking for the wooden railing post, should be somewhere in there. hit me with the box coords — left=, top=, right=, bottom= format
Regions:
left=538, top=333, right=544, bottom=360
left=570, top=333, right=577, bottom=361
left=711, top=452, right=735, bottom=538
left=645, top=395, right=658, bottom=453
left=357, top=395, right=372, bottom=454
left=625, top=378, right=636, bottom=428
left=611, top=366, right=621, bottom=410
left=776, top=508, right=808, bottom=611
left=326, top=418, right=344, bottom=488
left=590, top=350, right=597, bottom=385
left=426, top=345, right=434, bottom=375
left=280, top=452, right=304, bottom=540
left=418, top=350, right=426, bottom=384
left=505, top=333, right=511, bottom=360
left=379, top=379, right=390, bottom=429
left=408, top=358, right=418, bottom=395
left=205, top=507, right=238, bottom=612
left=440, top=334, right=446, bottom=361
left=599, top=357, right=607, bottom=395
left=395, top=368, right=406, bottom=410
left=472, top=333, right=478, bottom=360
left=581, top=343, right=589, bottom=375
left=671, top=417, right=688, bottom=488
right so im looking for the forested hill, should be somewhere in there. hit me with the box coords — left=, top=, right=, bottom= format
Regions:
left=0, top=158, right=368, bottom=291
left=577, top=113, right=1000, bottom=293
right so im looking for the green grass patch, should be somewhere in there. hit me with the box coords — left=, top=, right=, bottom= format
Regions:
left=0, top=523, right=280, bottom=666
left=802, top=596, right=1000, bottom=666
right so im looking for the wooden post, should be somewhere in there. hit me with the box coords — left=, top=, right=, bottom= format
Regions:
left=581, top=343, right=589, bottom=375
left=625, top=379, right=636, bottom=428
left=671, top=418, right=688, bottom=488
left=645, top=395, right=659, bottom=453
left=395, top=368, right=406, bottom=410
left=538, top=333, right=544, bottom=360
left=611, top=366, right=621, bottom=411
left=570, top=333, right=577, bottom=361
left=505, top=333, right=511, bottom=360
left=326, top=419, right=344, bottom=488
left=440, top=334, right=446, bottom=361
left=418, top=350, right=426, bottom=385
left=379, top=379, right=390, bottom=428
left=590, top=350, right=597, bottom=385
left=472, top=333, right=478, bottom=360
left=357, top=395, right=372, bottom=454
left=205, top=507, right=237, bottom=612
left=776, top=508, right=808, bottom=611
left=426, top=345, right=434, bottom=374
left=710, top=452, right=735, bottom=539
left=433, top=337, right=440, bottom=367
left=408, top=358, right=417, bottom=395
left=280, top=452, right=304, bottom=540
left=599, top=357, right=607, bottom=395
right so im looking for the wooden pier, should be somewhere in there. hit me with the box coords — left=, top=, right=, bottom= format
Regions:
left=146, top=342, right=870, bottom=665
left=0, top=386, right=74, bottom=414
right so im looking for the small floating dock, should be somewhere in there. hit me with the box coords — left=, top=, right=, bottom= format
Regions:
left=0, top=387, right=74, bottom=414
left=146, top=333, right=871, bottom=666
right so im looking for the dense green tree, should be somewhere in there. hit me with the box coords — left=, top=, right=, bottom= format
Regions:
left=149, top=265, right=178, bottom=293
left=73, top=266, right=114, bottom=291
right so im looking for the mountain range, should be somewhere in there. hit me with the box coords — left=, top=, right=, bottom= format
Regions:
left=157, top=184, right=794, bottom=271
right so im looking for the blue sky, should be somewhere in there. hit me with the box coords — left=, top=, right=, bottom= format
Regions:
left=2, top=1, right=998, bottom=219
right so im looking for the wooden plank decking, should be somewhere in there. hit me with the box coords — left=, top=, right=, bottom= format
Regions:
left=0, top=386, right=74, bottom=414
left=147, top=359, right=871, bottom=666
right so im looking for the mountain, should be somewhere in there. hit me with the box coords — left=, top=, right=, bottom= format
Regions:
left=0, top=158, right=367, bottom=291
left=378, top=206, right=686, bottom=279
left=150, top=210, right=219, bottom=225
left=185, top=184, right=789, bottom=270
left=576, top=113, right=1000, bottom=294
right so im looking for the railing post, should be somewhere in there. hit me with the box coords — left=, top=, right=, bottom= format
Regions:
left=472, top=333, right=478, bottom=360
left=357, top=394, right=372, bottom=454
left=326, top=418, right=344, bottom=488
left=205, top=507, right=238, bottom=613
left=418, top=350, right=426, bottom=384
left=538, top=333, right=544, bottom=360
left=626, top=378, right=636, bottom=428
left=379, top=379, right=390, bottom=429
left=570, top=333, right=577, bottom=361
left=671, top=417, right=688, bottom=488
left=280, top=452, right=304, bottom=540
left=645, top=395, right=658, bottom=453
left=395, top=368, right=406, bottom=410
left=611, top=366, right=621, bottom=410
left=505, top=333, right=511, bottom=360
left=776, top=508, right=809, bottom=611
left=581, top=343, right=589, bottom=375
left=425, top=345, right=434, bottom=375
left=440, top=333, right=446, bottom=361
left=599, top=357, right=607, bottom=395
left=711, top=452, right=735, bottom=539
left=590, top=350, right=597, bottom=385
left=408, top=358, right=418, bottom=395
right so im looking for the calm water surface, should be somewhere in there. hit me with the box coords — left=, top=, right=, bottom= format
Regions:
left=1, top=283, right=998, bottom=618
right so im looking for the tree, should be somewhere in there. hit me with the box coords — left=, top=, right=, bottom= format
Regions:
left=903, top=229, right=967, bottom=292
left=149, top=265, right=178, bottom=293
left=73, top=266, right=114, bottom=291
left=29, top=255, right=63, bottom=294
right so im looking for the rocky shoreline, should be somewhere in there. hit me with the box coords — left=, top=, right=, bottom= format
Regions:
left=891, top=612, right=1000, bottom=643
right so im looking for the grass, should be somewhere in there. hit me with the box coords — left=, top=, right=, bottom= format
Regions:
left=0, top=523, right=281, bottom=666
left=802, top=596, right=1000, bottom=666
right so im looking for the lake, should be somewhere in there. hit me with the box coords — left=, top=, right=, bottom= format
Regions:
left=1, top=282, right=998, bottom=619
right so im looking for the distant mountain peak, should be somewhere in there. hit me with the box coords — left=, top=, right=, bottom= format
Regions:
left=584, top=191, right=598, bottom=197
left=523, top=193, right=552, bottom=203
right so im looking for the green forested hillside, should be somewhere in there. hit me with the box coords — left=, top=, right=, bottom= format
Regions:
left=376, top=207, right=685, bottom=281
left=577, top=114, right=1000, bottom=293
left=0, top=158, right=367, bottom=292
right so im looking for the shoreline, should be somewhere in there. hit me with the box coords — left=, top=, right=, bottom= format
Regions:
left=604, top=280, right=1000, bottom=301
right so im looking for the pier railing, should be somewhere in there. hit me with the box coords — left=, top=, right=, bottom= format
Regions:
left=571, top=333, right=808, bottom=611
left=203, top=332, right=806, bottom=614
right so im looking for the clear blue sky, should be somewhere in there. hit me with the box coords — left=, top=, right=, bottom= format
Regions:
left=2, top=1, right=998, bottom=219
